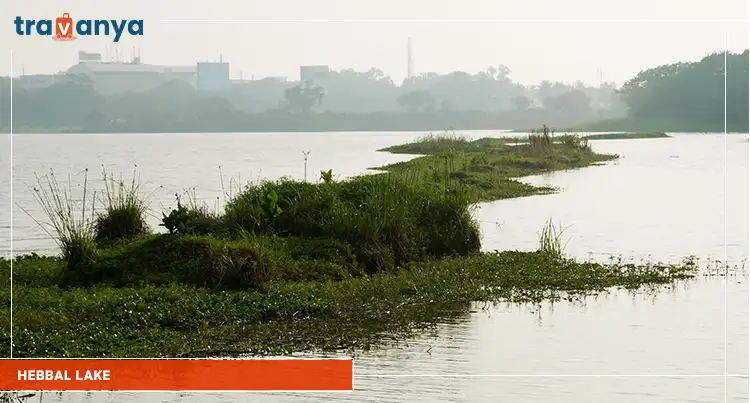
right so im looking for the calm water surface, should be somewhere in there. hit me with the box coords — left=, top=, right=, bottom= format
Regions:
left=1, top=131, right=748, bottom=402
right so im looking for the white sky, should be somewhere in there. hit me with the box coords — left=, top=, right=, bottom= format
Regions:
left=2, top=0, right=749, bottom=85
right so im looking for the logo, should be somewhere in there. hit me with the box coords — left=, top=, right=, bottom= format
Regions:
left=55, top=13, right=74, bottom=41
left=14, top=13, right=143, bottom=43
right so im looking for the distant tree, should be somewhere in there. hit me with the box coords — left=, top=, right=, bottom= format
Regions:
left=510, top=95, right=532, bottom=110
left=227, top=77, right=293, bottom=112
left=543, top=90, right=591, bottom=115
left=397, top=90, right=436, bottom=112
left=617, top=50, right=748, bottom=130
left=283, top=82, right=325, bottom=113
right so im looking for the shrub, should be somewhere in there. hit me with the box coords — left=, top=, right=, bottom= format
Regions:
left=222, top=173, right=481, bottom=273
left=161, top=188, right=223, bottom=236
left=60, top=234, right=360, bottom=289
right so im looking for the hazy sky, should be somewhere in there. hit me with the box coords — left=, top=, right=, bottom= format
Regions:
left=2, top=0, right=749, bottom=85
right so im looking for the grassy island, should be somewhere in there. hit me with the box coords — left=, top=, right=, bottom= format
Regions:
left=0, top=127, right=700, bottom=358
left=507, top=127, right=671, bottom=140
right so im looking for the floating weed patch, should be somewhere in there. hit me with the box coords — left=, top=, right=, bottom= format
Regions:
left=0, top=251, right=729, bottom=358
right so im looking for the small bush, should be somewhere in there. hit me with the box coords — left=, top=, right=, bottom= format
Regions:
left=161, top=187, right=224, bottom=236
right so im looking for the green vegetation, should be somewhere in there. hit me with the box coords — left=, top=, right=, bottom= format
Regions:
left=0, top=251, right=698, bottom=358
left=1, top=129, right=702, bottom=358
left=575, top=51, right=749, bottom=133
left=377, top=127, right=618, bottom=202
left=507, top=129, right=671, bottom=140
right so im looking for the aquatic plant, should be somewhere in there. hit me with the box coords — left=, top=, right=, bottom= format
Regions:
left=538, top=218, right=569, bottom=258
left=0, top=250, right=712, bottom=358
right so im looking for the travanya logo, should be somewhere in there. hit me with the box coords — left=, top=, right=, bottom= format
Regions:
left=14, top=13, right=143, bottom=43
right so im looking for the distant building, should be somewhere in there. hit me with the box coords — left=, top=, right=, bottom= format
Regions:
left=197, top=62, right=230, bottom=92
left=65, top=60, right=197, bottom=94
left=78, top=51, right=102, bottom=62
left=299, top=65, right=330, bottom=83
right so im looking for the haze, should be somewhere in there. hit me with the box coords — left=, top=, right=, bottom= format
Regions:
left=2, top=0, right=749, bottom=85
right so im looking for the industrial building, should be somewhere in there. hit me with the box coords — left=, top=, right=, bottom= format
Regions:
left=197, top=60, right=230, bottom=92
left=65, top=51, right=197, bottom=94
left=18, top=51, right=236, bottom=95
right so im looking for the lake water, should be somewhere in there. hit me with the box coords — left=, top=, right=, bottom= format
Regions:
left=1, top=131, right=748, bottom=402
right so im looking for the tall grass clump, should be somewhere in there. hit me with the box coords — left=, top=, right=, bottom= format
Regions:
left=222, top=172, right=481, bottom=273
left=379, top=131, right=483, bottom=155
left=528, top=125, right=555, bottom=149
left=94, top=166, right=150, bottom=244
left=529, top=125, right=591, bottom=153
left=538, top=218, right=569, bottom=258
left=21, top=169, right=97, bottom=271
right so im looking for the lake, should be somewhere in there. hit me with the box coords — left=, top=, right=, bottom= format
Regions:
left=1, top=131, right=748, bottom=402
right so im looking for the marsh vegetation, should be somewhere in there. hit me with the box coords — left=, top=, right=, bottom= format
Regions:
left=0, top=128, right=705, bottom=358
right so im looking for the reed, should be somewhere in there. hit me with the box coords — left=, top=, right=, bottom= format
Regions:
left=19, top=169, right=97, bottom=272
left=538, top=218, right=569, bottom=258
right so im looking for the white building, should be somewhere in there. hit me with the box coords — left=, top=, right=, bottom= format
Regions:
left=65, top=59, right=197, bottom=95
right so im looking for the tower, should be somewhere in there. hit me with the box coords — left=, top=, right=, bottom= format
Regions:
left=407, top=37, right=413, bottom=79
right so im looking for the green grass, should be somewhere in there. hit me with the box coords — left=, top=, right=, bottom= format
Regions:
left=507, top=127, right=673, bottom=138
left=376, top=130, right=617, bottom=202
left=0, top=251, right=700, bottom=358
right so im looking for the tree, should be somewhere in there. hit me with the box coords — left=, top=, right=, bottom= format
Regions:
left=283, top=82, right=325, bottom=113
left=510, top=96, right=532, bottom=110
left=397, top=90, right=436, bottom=112
left=543, top=90, right=591, bottom=115
left=616, top=50, right=748, bottom=131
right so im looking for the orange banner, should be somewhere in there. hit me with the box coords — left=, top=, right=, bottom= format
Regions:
left=0, top=359, right=352, bottom=391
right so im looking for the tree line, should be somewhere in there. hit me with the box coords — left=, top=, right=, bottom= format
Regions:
left=616, top=50, right=748, bottom=132
left=0, top=50, right=746, bottom=133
